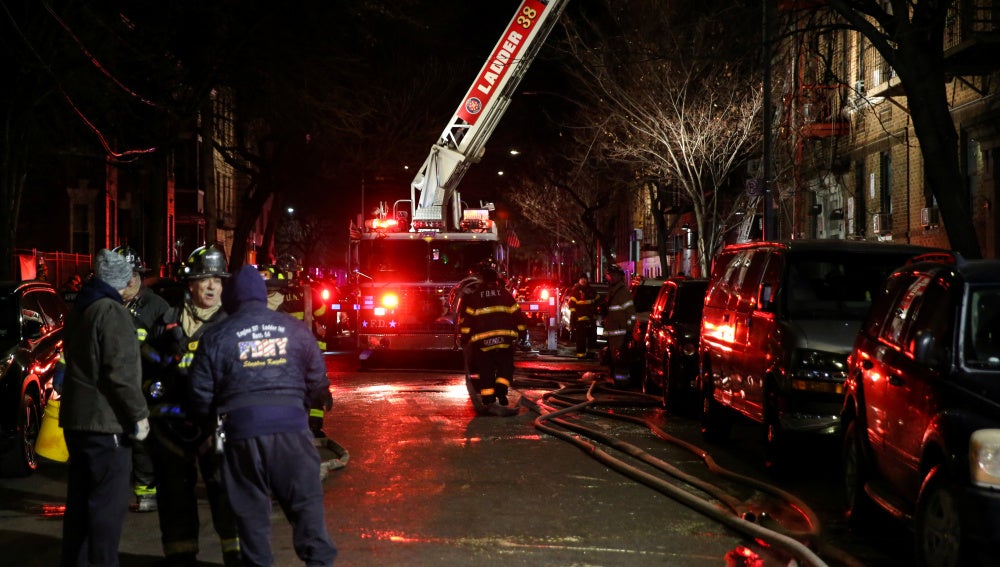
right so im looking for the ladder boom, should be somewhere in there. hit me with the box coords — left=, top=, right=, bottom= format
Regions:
left=410, top=0, right=569, bottom=228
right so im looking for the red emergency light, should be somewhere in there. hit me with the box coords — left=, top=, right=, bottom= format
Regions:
left=366, top=218, right=399, bottom=231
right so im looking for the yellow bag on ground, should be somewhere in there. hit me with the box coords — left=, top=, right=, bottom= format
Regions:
left=36, top=398, right=69, bottom=463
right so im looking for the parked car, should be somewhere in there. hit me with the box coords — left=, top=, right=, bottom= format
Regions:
left=698, top=240, right=941, bottom=467
left=623, top=278, right=666, bottom=381
left=841, top=255, right=1000, bottom=566
left=0, top=281, right=69, bottom=476
left=642, top=278, right=709, bottom=410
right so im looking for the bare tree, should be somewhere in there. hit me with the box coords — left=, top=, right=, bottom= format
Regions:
left=561, top=0, right=763, bottom=275
left=824, top=0, right=980, bottom=257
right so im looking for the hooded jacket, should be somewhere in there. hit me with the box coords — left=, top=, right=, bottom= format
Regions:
left=60, top=278, right=148, bottom=433
left=188, top=265, right=329, bottom=440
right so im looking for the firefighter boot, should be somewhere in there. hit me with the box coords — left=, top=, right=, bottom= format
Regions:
left=131, top=484, right=157, bottom=512
left=309, top=407, right=327, bottom=439
left=223, top=550, right=242, bottom=567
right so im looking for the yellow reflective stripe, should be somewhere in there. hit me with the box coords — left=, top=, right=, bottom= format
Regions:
left=608, top=300, right=634, bottom=311
left=136, top=328, right=148, bottom=342
left=460, top=326, right=471, bottom=334
left=179, top=352, right=195, bottom=368
left=496, top=377, right=510, bottom=387
left=481, top=388, right=495, bottom=396
left=221, top=538, right=241, bottom=553
left=481, top=343, right=512, bottom=352
left=309, top=409, right=324, bottom=418
left=464, top=304, right=520, bottom=317
left=469, top=329, right=519, bottom=342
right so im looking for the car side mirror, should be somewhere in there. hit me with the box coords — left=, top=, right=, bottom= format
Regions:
left=912, top=330, right=941, bottom=367
left=23, top=319, right=44, bottom=340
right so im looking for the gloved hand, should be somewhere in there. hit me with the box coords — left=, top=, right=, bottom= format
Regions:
left=132, top=418, right=150, bottom=441
left=315, top=387, right=334, bottom=412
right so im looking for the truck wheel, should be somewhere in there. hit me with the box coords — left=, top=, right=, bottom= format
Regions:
left=0, top=392, right=41, bottom=477
left=842, top=420, right=875, bottom=528
left=916, top=465, right=965, bottom=567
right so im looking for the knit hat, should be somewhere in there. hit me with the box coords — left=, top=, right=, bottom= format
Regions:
left=94, top=248, right=134, bottom=290
left=222, top=265, right=267, bottom=313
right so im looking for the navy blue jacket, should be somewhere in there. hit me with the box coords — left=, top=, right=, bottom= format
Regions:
left=188, top=266, right=329, bottom=439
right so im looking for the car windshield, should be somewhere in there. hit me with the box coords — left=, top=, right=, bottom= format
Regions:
left=358, top=239, right=495, bottom=283
left=0, top=293, right=18, bottom=351
left=633, top=285, right=660, bottom=313
left=784, top=251, right=912, bottom=320
left=964, top=287, right=1000, bottom=369
left=673, top=284, right=708, bottom=322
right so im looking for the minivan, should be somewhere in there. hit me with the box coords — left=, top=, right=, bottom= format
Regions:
left=698, top=240, right=941, bottom=465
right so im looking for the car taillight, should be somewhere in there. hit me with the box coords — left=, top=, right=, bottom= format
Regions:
left=539, top=288, right=550, bottom=300
left=321, top=288, right=331, bottom=302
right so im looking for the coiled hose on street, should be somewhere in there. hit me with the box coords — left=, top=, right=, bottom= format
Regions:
left=517, top=372, right=863, bottom=567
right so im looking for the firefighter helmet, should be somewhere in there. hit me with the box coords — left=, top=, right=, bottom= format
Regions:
left=607, top=264, right=626, bottom=277
left=257, top=264, right=288, bottom=290
left=112, top=245, right=148, bottom=273
left=276, top=254, right=302, bottom=276
left=180, top=245, right=230, bottom=280
left=476, top=265, right=500, bottom=284
left=472, top=258, right=501, bottom=281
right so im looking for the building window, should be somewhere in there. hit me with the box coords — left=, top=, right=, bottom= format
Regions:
left=879, top=151, right=892, bottom=214
left=854, top=162, right=867, bottom=237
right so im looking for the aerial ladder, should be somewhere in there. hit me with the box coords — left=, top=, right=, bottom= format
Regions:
left=409, top=0, right=570, bottom=232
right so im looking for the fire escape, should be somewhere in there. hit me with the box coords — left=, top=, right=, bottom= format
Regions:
left=776, top=0, right=850, bottom=239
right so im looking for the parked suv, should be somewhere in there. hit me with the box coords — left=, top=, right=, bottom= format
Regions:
left=0, top=281, right=68, bottom=476
left=841, top=255, right=1000, bottom=566
left=642, top=277, right=708, bottom=410
left=698, top=240, right=939, bottom=465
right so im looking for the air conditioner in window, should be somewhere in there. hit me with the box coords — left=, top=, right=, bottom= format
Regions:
left=873, top=212, right=892, bottom=235
left=920, top=206, right=940, bottom=228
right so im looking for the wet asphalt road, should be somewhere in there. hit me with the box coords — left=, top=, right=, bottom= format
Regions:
left=0, top=347, right=911, bottom=566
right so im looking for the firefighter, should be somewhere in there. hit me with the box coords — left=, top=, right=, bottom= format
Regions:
left=457, top=264, right=527, bottom=415
left=113, top=245, right=171, bottom=513
left=145, top=245, right=241, bottom=567
left=189, top=265, right=337, bottom=567
left=258, top=265, right=329, bottom=438
left=604, top=264, right=636, bottom=385
left=568, top=274, right=598, bottom=358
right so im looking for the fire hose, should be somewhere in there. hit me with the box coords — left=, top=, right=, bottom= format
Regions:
left=517, top=375, right=862, bottom=567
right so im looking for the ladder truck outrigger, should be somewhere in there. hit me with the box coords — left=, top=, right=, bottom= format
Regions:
left=344, top=0, right=569, bottom=360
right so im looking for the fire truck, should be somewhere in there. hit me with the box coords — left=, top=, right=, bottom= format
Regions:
left=345, top=0, right=569, bottom=356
